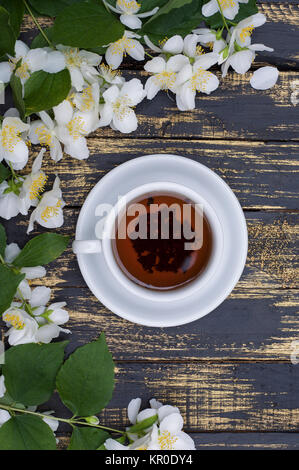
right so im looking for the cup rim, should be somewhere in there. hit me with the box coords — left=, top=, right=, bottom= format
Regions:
left=100, top=181, right=224, bottom=302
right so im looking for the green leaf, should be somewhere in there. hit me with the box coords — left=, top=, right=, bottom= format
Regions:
left=0, top=415, right=57, bottom=450
left=0, top=162, right=11, bottom=184
left=127, top=414, right=158, bottom=433
left=29, top=0, right=85, bottom=17
left=24, top=69, right=71, bottom=116
left=203, top=0, right=258, bottom=29
left=31, top=26, right=55, bottom=48
left=12, top=233, right=69, bottom=268
left=0, top=222, right=6, bottom=257
left=68, top=427, right=110, bottom=450
left=51, top=2, right=125, bottom=49
left=0, top=264, right=25, bottom=315
left=10, top=73, right=25, bottom=119
left=0, top=7, right=16, bottom=57
left=2, top=341, right=68, bottom=406
left=142, top=0, right=203, bottom=41
left=0, top=0, right=24, bottom=37
left=56, top=333, right=114, bottom=417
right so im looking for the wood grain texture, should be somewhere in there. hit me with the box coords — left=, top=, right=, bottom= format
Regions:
left=40, top=362, right=299, bottom=432
left=22, top=140, right=299, bottom=210
left=56, top=432, right=299, bottom=450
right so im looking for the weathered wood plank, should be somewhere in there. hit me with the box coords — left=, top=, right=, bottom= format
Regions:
left=56, top=432, right=299, bottom=450
left=2, top=212, right=298, bottom=361
left=15, top=285, right=298, bottom=362
left=19, top=4, right=299, bottom=69
left=40, top=362, right=299, bottom=432
left=24, top=139, right=299, bottom=210
left=3, top=210, right=297, bottom=290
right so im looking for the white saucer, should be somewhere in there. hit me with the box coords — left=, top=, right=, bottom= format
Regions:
left=75, top=154, right=248, bottom=327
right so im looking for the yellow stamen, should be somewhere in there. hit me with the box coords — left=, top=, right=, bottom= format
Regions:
left=196, top=45, right=206, bottom=56
left=117, top=0, right=140, bottom=11
left=3, top=312, right=24, bottom=330
left=30, top=173, right=48, bottom=200
left=64, top=48, right=82, bottom=67
left=66, top=116, right=85, bottom=139
left=112, top=94, right=133, bottom=121
left=159, top=37, right=169, bottom=48
left=191, top=67, right=212, bottom=92
left=41, top=199, right=62, bottom=222
left=81, top=86, right=94, bottom=112
left=1, top=125, right=21, bottom=152
left=158, top=431, right=178, bottom=450
left=35, top=126, right=52, bottom=147
left=219, top=0, right=236, bottom=8
left=154, top=71, right=176, bottom=90
left=110, top=37, right=135, bottom=55
left=240, top=25, right=254, bottom=42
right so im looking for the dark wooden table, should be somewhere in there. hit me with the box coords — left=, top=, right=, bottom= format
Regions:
left=1, top=1, right=299, bottom=449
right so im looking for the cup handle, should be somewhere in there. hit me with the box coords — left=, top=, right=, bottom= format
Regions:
left=72, top=240, right=102, bottom=254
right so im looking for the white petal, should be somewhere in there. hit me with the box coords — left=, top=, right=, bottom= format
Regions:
left=120, top=14, right=142, bottom=29
left=128, top=398, right=141, bottom=424
left=176, top=83, right=196, bottom=111
left=175, top=63, right=192, bottom=88
left=160, top=412, right=183, bottom=435
left=15, top=40, right=29, bottom=59
left=104, top=438, right=128, bottom=450
left=48, top=307, right=69, bottom=325
left=112, top=108, right=138, bottom=134
left=30, top=286, right=51, bottom=307
left=0, top=410, right=10, bottom=427
left=144, top=57, right=166, bottom=74
left=4, top=108, right=20, bottom=118
left=229, top=49, right=254, bottom=74
left=16, top=279, right=31, bottom=300
left=53, top=100, right=74, bottom=126
left=158, top=405, right=180, bottom=422
left=50, top=137, right=63, bottom=162
left=149, top=398, right=163, bottom=409
left=0, top=192, right=21, bottom=219
left=249, top=43, right=274, bottom=52
left=183, top=34, right=198, bottom=57
left=98, top=103, right=114, bottom=127
left=202, top=0, right=218, bottom=17
left=163, top=36, right=184, bottom=54
left=167, top=54, right=189, bottom=73
left=78, top=50, right=102, bottom=66
left=120, top=78, right=144, bottom=105
left=126, top=39, right=145, bottom=61
left=36, top=324, right=61, bottom=343
left=137, top=408, right=157, bottom=422
left=194, top=52, right=219, bottom=70
left=143, top=35, right=161, bottom=53
left=250, top=66, right=279, bottom=90
left=198, top=71, right=219, bottom=94
left=44, top=51, right=66, bottom=73
left=5, top=140, right=29, bottom=170
left=0, top=62, right=12, bottom=83
left=21, top=266, right=46, bottom=280
left=103, top=84, right=120, bottom=103
left=64, top=136, right=89, bottom=160
left=105, top=44, right=124, bottom=70
left=223, top=3, right=239, bottom=20
left=172, top=431, right=196, bottom=450
left=145, top=76, right=161, bottom=100
left=39, top=111, right=54, bottom=130
left=26, top=48, right=48, bottom=72
left=69, top=66, right=84, bottom=91
left=0, top=376, right=6, bottom=398
left=43, top=414, right=59, bottom=433
left=5, top=242, right=20, bottom=263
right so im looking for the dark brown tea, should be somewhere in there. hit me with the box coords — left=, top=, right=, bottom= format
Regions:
left=113, top=194, right=213, bottom=290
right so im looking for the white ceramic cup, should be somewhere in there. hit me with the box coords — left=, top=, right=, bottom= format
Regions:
left=72, top=181, right=223, bottom=302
